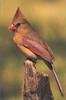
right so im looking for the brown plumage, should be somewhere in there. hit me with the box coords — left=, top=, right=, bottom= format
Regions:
left=8, top=8, right=64, bottom=96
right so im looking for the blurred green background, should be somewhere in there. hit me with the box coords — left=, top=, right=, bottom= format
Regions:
left=0, top=0, right=66, bottom=100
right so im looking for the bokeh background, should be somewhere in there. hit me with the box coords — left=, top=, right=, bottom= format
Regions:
left=0, top=0, right=66, bottom=100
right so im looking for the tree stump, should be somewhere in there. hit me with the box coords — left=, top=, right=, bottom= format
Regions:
left=23, top=60, right=54, bottom=100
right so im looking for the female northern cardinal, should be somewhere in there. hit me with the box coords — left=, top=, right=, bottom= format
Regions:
left=8, top=8, right=64, bottom=96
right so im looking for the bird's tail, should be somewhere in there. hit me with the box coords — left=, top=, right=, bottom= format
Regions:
left=51, top=64, right=64, bottom=96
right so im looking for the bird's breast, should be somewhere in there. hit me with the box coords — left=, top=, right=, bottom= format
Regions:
left=13, top=32, right=37, bottom=59
left=13, top=32, right=24, bottom=44
left=17, top=44, right=37, bottom=59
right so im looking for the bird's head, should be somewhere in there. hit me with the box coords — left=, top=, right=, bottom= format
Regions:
left=8, top=8, right=26, bottom=31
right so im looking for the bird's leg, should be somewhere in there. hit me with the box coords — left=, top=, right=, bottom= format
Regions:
left=26, top=57, right=37, bottom=67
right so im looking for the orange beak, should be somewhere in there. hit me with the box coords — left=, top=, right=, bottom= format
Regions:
left=8, top=24, right=16, bottom=31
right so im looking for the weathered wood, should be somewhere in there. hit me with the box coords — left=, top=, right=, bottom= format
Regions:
left=23, top=60, right=53, bottom=100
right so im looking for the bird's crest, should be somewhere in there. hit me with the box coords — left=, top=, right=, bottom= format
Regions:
left=12, top=8, right=25, bottom=24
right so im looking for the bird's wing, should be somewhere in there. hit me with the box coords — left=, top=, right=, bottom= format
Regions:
left=43, top=42, right=54, bottom=60
left=22, top=36, right=54, bottom=63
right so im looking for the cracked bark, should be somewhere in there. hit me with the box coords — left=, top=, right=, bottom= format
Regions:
left=23, top=60, right=54, bottom=100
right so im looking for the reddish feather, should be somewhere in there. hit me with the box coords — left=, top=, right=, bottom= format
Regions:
left=23, top=36, right=54, bottom=63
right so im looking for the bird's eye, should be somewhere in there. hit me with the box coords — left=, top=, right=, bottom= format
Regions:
left=16, top=23, right=21, bottom=27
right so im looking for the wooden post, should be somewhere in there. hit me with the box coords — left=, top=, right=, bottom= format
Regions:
left=23, top=60, right=54, bottom=100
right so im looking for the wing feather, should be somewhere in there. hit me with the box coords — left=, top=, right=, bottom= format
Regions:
left=22, top=36, right=54, bottom=63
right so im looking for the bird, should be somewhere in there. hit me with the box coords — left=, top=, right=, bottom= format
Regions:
left=8, top=8, right=64, bottom=96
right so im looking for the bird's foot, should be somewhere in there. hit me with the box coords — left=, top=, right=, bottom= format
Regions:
left=26, top=57, right=37, bottom=65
